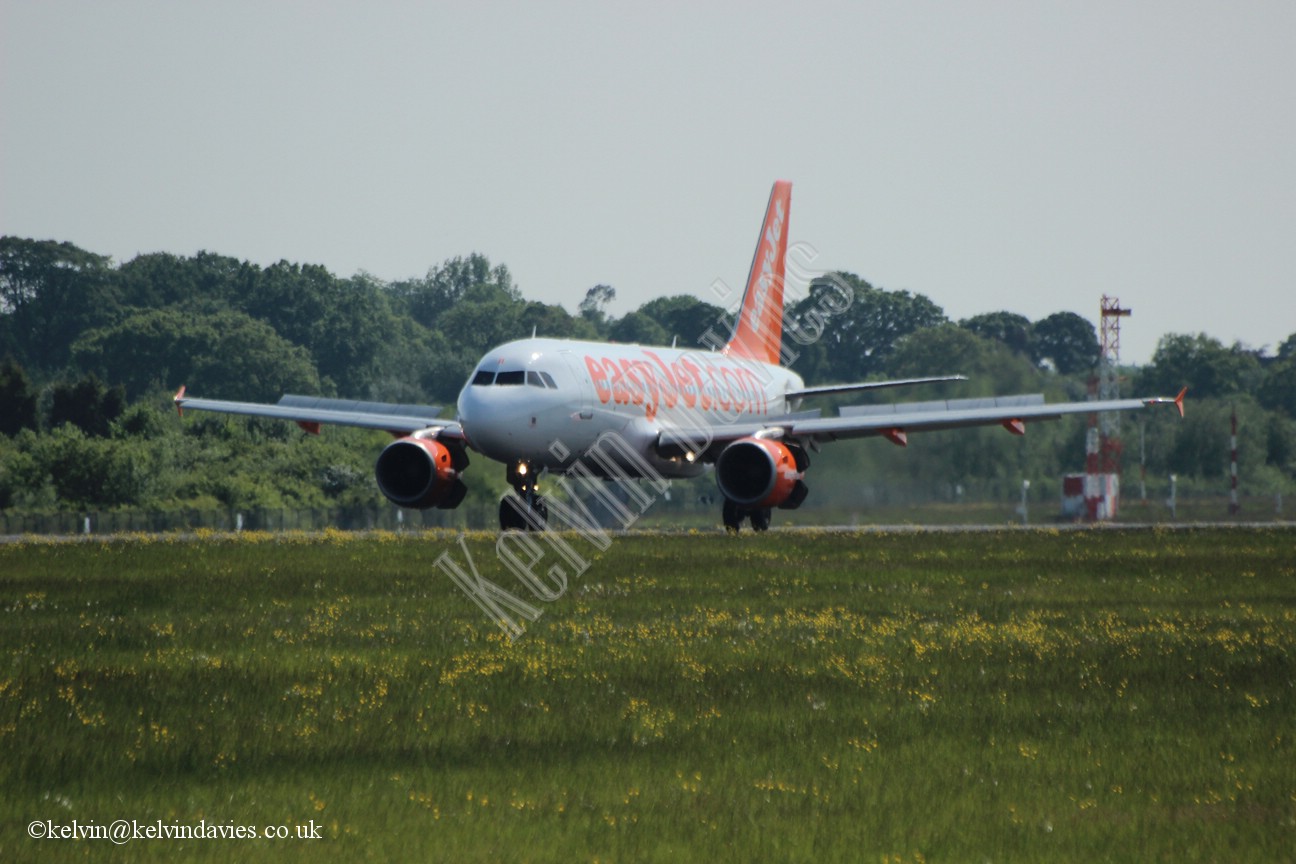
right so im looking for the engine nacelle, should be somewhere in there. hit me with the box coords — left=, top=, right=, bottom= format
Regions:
left=715, top=437, right=808, bottom=509
left=374, top=437, right=468, bottom=510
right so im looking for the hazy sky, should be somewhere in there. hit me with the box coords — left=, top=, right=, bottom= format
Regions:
left=3, top=1, right=1292, bottom=365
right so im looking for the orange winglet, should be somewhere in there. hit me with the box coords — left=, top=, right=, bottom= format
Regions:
left=173, top=385, right=186, bottom=417
left=1002, top=418, right=1026, bottom=436
left=883, top=428, right=908, bottom=447
left=1145, top=387, right=1189, bottom=417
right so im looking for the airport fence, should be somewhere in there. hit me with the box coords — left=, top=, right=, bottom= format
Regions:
left=0, top=491, right=1287, bottom=537
left=0, top=505, right=483, bottom=537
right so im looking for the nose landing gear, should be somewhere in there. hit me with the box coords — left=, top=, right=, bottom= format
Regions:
left=499, top=460, right=549, bottom=531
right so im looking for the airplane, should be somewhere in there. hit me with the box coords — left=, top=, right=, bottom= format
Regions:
left=174, top=181, right=1186, bottom=532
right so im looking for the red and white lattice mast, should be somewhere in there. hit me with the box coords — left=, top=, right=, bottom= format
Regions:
left=1086, top=296, right=1132, bottom=520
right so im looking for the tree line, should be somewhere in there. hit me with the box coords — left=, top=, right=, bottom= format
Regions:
left=2, top=235, right=1293, bottom=516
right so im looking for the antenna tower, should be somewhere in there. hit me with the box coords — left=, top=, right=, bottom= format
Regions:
left=1085, top=295, right=1132, bottom=520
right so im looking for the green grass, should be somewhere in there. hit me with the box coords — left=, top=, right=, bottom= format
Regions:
left=2, top=527, right=1293, bottom=862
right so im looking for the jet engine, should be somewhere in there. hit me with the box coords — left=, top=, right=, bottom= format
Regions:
left=715, top=437, right=809, bottom=509
left=374, top=437, right=469, bottom=509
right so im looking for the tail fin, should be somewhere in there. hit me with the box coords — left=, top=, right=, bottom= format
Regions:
left=724, top=180, right=792, bottom=365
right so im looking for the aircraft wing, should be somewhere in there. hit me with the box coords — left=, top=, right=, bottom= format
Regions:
left=659, top=388, right=1186, bottom=457
left=173, top=387, right=463, bottom=438
left=784, top=390, right=1185, bottom=446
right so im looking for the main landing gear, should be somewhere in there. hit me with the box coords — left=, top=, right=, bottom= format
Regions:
left=499, top=460, right=549, bottom=531
left=722, top=500, right=772, bottom=533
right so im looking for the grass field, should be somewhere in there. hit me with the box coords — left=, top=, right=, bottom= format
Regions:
left=2, top=527, right=1293, bottom=862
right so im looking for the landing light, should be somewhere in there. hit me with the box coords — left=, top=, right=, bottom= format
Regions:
left=517, top=463, right=528, bottom=476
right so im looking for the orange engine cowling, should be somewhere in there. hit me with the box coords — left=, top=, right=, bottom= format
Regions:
left=374, top=437, right=468, bottom=510
left=715, top=437, right=808, bottom=509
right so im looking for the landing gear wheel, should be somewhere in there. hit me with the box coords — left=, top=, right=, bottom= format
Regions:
left=499, top=494, right=548, bottom=531
left=749, top=507, right=772, bottom=532
left=529, top=495, right=549, bottom=527
left=722, top=499, right=742, bottom=533
left=500, top=496, right=526, bottom=531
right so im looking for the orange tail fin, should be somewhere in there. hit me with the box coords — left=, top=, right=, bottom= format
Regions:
left=724, top=180, right=791, bottom=365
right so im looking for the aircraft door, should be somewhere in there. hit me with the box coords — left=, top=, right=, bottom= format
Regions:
left=561, top=352, right=594, bottom=420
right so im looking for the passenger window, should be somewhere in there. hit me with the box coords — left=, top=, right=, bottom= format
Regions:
left=495, top=370, right=525, bottom=386
left=527, top=371, right=544, bottom=388
left=540, top=372, right=558, bottom=389
left=471, top=369, right=495, bottom=386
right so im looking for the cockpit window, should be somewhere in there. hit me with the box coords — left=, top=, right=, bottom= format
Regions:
left=495, top=370, right=525, bottom=386
left=471, top=369, right=495, bottom=386
left=526, top=371, right=545, bottom=388
left=539, top=371, right=558, bottom=389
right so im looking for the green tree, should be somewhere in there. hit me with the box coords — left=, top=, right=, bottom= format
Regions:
left=608, top=311, right=669, bottom=346
left=1138, top=333, right=1261, bottom=400
left=0, top=355, right=38, bottom=436
left=788, top=273, right=946, bottom=383
left=634, top=295, right=729, bottom=348
left=519, top=300, right=597, bottom=341
left=890, top=325, right=1045, bottom=396
left=1259, top=332, right=1296, bottom=420
left=417, top=326, right=477, bottom=405
left=1262, top=412, right=1294, bottom=475
left=959, top=311, right=1033, bottom=358
left=437, top=284, right=526, bottom=358
left=1258, top=356, right=1296, bottom=419
left=240, top=261, right=336, bottom=353
left=115, top=250, right=258, bottom=309
left=0, top=236, right=120, bottom=374
left=578, top=284, right=617, bottom=335
left=48, top=373, right=126, bottom=437
left=0, top=431, right=53, bottom=510
left=1030, top=312, right=1098, bottom=376
left=71, top=307, right=320, bottom=401
left=34, top=424, right=146, bottom=508
left=389, top=254, right=516, bottom=330
left=312, top=274, right=401, bottom=395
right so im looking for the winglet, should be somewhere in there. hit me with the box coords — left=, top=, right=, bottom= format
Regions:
left=724, top=180, right=792, bottom=365
left=173, top=385, right=186, bottom=417
left=1142, top=386, right=1188, bottom=417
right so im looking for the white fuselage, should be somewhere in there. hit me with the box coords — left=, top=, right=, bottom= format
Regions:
left=456, top=338, right=805, bottom=478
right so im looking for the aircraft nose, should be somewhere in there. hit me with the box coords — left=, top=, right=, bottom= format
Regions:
left=458, top=385, right=524, bottom=461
